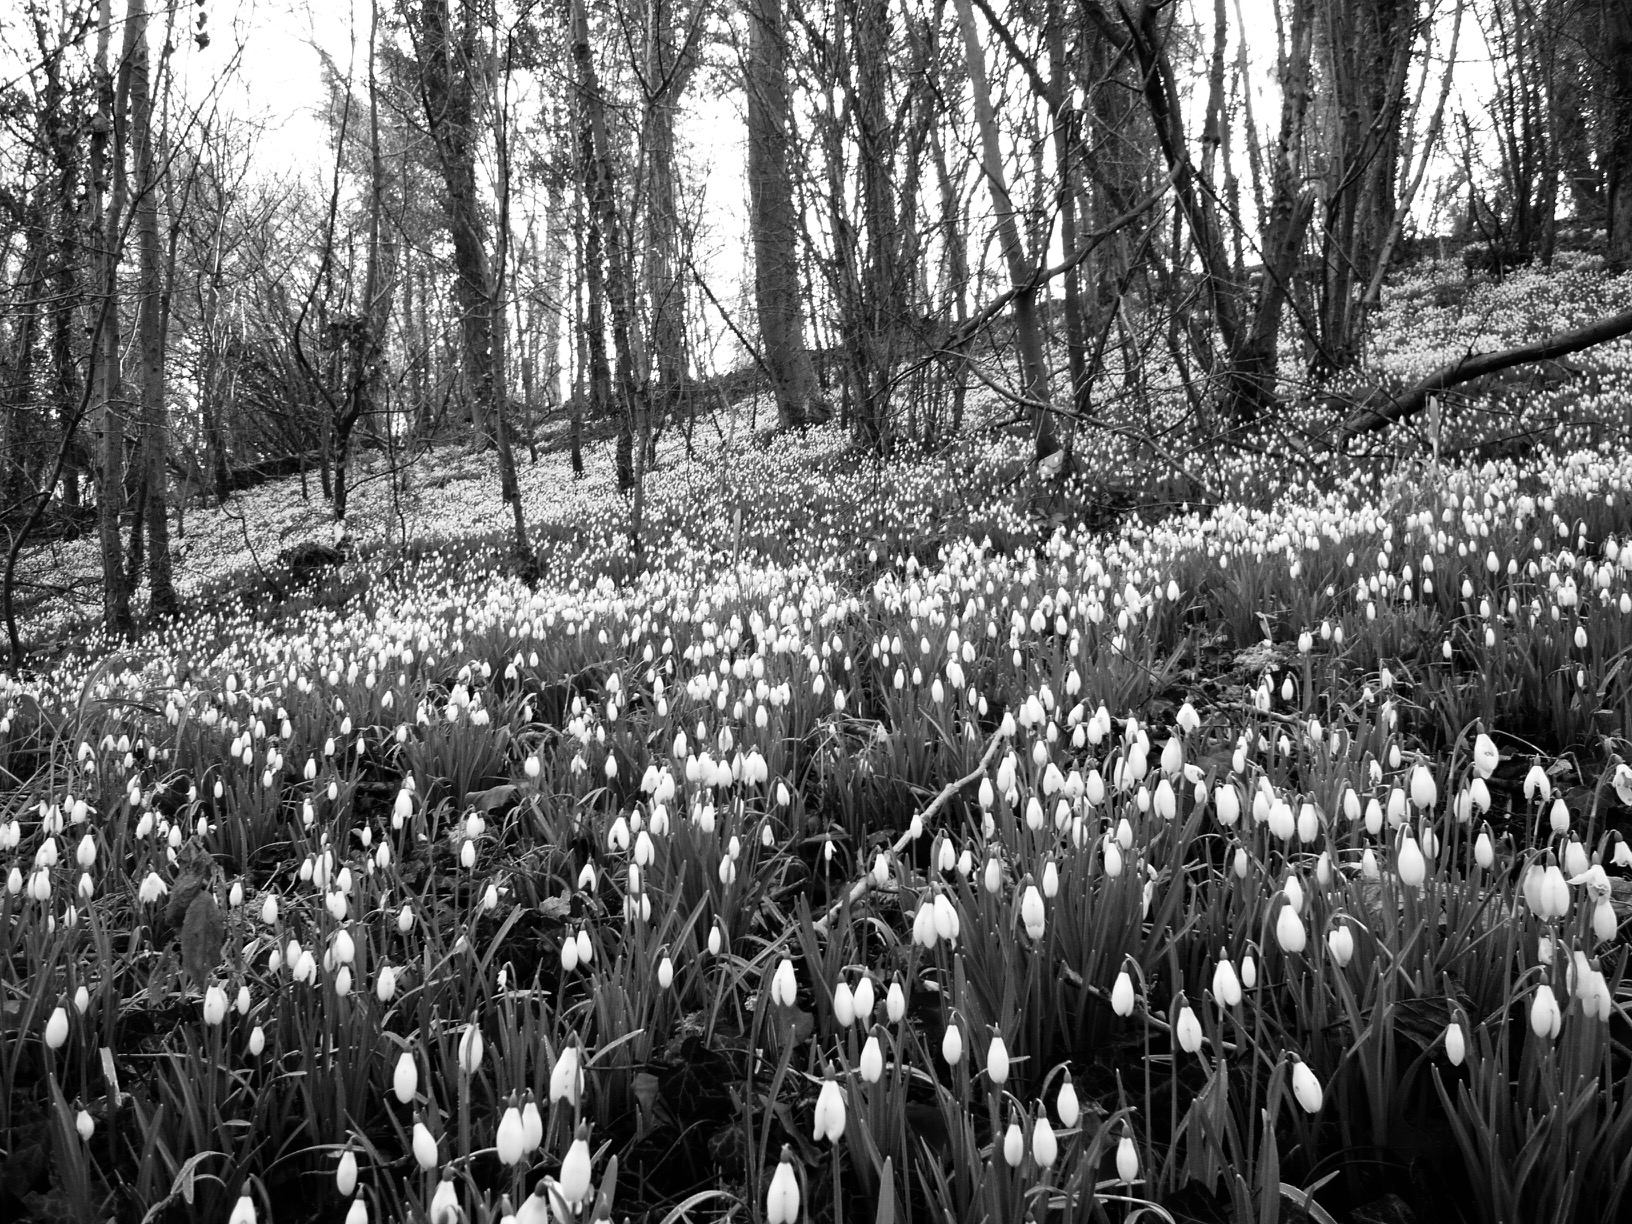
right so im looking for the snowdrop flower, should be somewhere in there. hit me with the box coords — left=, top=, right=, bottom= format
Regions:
left=549, top=1042, right=583, bottom=1106
left=1116, top=1133, right=1139, bottom=1182
left=1472, top=733, right=1500, bottom=778
left=1530, top=983, right=1562, bottom=1039
left=496, top=1101, right=526, bottom=1166
left=429, top=1171, right=459, bottom=1224
left=766, top=1148, right=800, bottom=1224
left=1524, top=764, right=1551, bottom=803
left=813, top=1072, right=846, bottom=1143
left=1056, top=1072, right=1080, bottom=1127
left=559, top=1123, right=592, bottom=1205
left=228, top=1193, right=257, bottom=1224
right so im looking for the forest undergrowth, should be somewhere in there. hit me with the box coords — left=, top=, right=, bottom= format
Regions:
left=4, top=255, right=1632, bottom=1224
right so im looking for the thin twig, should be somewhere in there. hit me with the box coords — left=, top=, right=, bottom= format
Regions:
left=812, top=728, right=1008, bottom=937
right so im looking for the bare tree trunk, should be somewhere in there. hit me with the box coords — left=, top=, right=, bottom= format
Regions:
left=412, top=0, right=528, bottom=558
left=96, top=0, right=132, bottom=638
left=568, top=0, right=648, bottom=540
left=1606, top=0, right=1632, bottom=267
left=128, top=0, right=176, bottom=620
left=745, top=0, right=821, bottom=430
left=954, top=0, right=1055, bottom=457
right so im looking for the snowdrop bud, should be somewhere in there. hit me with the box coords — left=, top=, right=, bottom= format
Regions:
left=1397, top=832, right=1426, bottom=888
left=887, top=978, right=906, bottom=1022
left=986, top=1032, right=1010, bottom=1084
left=248, top=1026, right=265, bottom=1056
left=1111, top=970, right=1135, bottom=1016
left=1409, top=763, right=1437, bottom=810
left=391, top=1052, right=419, bottom=1103
left=1002, top=1113, right=1024, bottom=1167
left=76, top=1109, right=93, bottom=1141
left=458, top=1023, right=484, bottom=1074
left=1175, top=1002, right=1202, bottom=1053
left=859, top=1031, right=884, bottom=1082
left=337, top=1148, right=358, bottom=1196
left=412, top=1120, right=438, bottom=1170
left=1445, top=1022, right=1465, bottom=1066
left=1549, top=798, right=1570, bottom=835
left=345, top=1200, right=367, bottom=1224
left=44, top=1005, right=69, bottom=1049
left=1327, top=924, right=1355, bottom=967
left=202, top=984, right=228, bottom=1026
left=228, top=1194, right=257, bottom=1224
left=1032, top=1113, right=1058, bottom=1167
left=1275, top=904, right=1306, bottom=954
left=1290, top=1058, right=1323, bottom=1113
left=1056, top=1073, right=1080, bottom=1127
left=1020, top=881, right=1045, bottom=940
left=941, top=1020, right=963, bottom=1065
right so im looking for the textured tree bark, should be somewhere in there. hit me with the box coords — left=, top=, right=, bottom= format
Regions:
left=128, top=0, right=178, bottom=620
left=96, top=0, right=132, bottom=638
left=745, top=0, right=820, bottom=430
left=1605, top=0, right=1632, bottom=267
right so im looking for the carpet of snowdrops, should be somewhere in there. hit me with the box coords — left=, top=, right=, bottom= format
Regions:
left=6, top=258, right=1632, bottom=1224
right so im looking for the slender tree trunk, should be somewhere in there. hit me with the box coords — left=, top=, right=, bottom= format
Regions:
left=96, top=0, right=132, bottom=638
left=129, top=0, right=176, bottom=619
left=745, top=0, right=820, bottom=430
left=953, top=0, right=1055, bottom=457
left=413, top=0, right=527, bottom=558
left=568, top=0, right=648, bottom=533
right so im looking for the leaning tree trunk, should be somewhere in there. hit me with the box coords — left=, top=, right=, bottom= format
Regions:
left=745, top=0, right=821, bottom=430
left=954, top=0, right=1055, bottom=457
